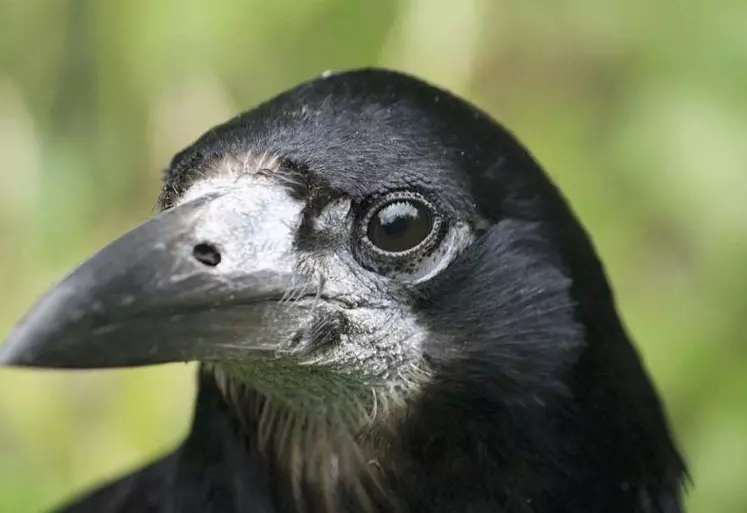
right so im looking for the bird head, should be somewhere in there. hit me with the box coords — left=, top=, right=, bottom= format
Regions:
left=0, top=69, right=685, bottom=512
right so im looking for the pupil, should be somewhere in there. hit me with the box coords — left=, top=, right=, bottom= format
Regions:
left=367, top=199, right=434, bottom=254
left=381, top=216, right=410, bottom=238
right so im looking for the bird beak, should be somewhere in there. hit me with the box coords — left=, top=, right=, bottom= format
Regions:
left=0, top=186, right=317, bottom=369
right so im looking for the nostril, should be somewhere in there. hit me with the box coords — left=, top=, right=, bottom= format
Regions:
left=193, top=243, right=221, bottom=267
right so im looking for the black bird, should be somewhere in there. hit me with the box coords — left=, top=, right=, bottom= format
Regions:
left=0, top=68, right=686, bottom=513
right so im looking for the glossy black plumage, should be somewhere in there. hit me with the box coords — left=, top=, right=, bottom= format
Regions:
left=4, top=68, right=686, bottom=513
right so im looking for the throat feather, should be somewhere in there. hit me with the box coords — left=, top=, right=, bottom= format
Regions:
left=210, top=362, right=422, bottom=513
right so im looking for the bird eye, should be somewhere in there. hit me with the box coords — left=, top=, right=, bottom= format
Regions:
left=355, top=192, right=446, bottom=281
left=367, top=199, right=434, bottom=253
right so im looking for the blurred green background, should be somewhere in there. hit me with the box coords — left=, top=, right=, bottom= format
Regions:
left=0, top=0, right=745, bottom=511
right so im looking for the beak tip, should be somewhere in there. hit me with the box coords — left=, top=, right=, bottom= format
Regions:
left=0, top=327, right=36, bottom=367
left=0, top=314, right=65, bottom=368
left=0, top=342, right=24, bottom=368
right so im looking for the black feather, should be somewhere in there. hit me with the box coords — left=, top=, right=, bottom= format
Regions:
left=57, top=68, right=685, bottom=513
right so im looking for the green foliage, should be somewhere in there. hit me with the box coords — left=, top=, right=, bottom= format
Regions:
left=0, top=1, right=745, bottom=511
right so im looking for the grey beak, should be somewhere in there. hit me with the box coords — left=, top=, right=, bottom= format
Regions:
left=0, top=189, right=316, bottom=369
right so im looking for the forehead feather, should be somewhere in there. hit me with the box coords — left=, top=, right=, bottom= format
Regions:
left=176, top=151, right=284, bottom=204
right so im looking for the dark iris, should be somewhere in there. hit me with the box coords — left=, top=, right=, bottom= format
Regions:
left=367, top=199, right=434, bottom=253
